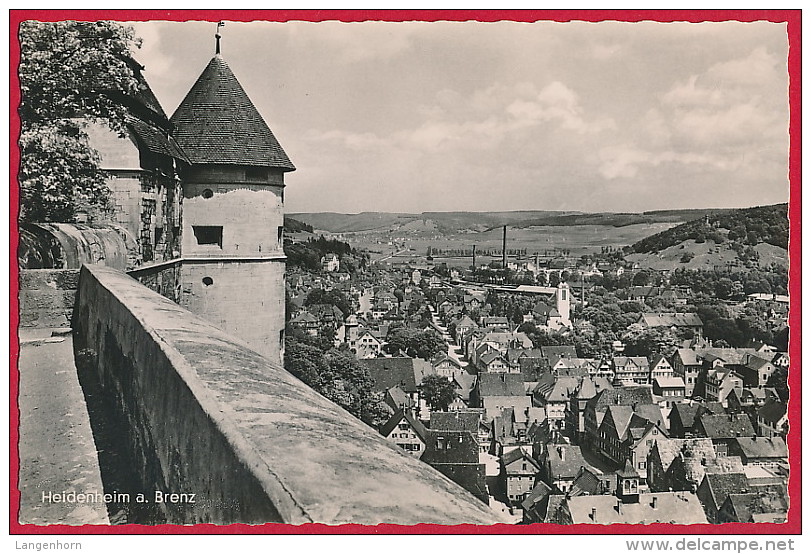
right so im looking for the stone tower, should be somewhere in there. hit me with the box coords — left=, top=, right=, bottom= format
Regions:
left=556, top=281, right=571, bottom=325
left=170, top=44, right=294, bottom=363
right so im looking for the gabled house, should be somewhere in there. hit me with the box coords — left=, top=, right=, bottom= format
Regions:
left=421, top=429, right=488, bottom=504
left=612, top=356, right=651, bottom=386
left=532, top=374, right=578, bottom=432
left=566, top=376, right=613, bottom=444
left=695, top=471, right=751, bottom=524
left=452, top=314, right=478, bottom=346
left=500, top=447, right=541, bottom=505
left=738, top=354, right=777, bottom=388
left=727, top=436, right=788, bottom=470
left=379, top=409, right=429, bottom=457
left=354, top=330, right=383, bottom=359
left=649, top=355, right=674, bottom=380
left=717, top=486, right=788, bottom=523
left=668, top=402, right=723, bottom=439
left=539, top=444, right=597, bottom=494
left=672, top=348, right=703, bottom=398
left=757, top=398, right=788, bottom=439
left=429, top=351, right=462, bottom=379
left=704, top=367, right=744, bottom=407
left=638, top=312, right=703, bottom=339
left=582, top=386, right=653, bottom=452
left=479, top=350, right=511, bottom=374
left=652, top=375, right=686, bottom=412
left=696, top=413, right=757, bottom=456
left=595, top=404, right=668, bottom=480
left=288, top=310, right=320, bottom=336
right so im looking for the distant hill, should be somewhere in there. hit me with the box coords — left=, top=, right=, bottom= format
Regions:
left=288, top=208, right=733, bottom=235
left=284, top=215, right=314, bottom=234
left=631, top=204, right=788, bottom=254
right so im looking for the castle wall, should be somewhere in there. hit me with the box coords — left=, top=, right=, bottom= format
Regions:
left=72, top=264, right=502, bottom=525
left=178, top=258, right=286, bottom=363
left=86, top=122, right=182, bottom=267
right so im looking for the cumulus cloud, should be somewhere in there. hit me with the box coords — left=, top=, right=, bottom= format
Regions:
left=599, top=47, right=788, bottom=185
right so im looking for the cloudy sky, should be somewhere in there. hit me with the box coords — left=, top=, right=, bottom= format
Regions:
left=130, top=18, right=790, bottom=214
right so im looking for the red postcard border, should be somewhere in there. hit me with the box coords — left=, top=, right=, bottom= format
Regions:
left=8, top=9, right=802, bottom=535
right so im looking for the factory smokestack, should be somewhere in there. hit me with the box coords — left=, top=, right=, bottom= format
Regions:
left=472, top=244, right=476, bottom=270
left=502, top=225, right=507, bottom=269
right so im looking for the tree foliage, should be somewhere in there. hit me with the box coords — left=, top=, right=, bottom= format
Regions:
left=384, top=327, right=446, bottom=360
left=284, top=337, right=387, bottom=428
left=419, top=375, right=457, bottom=412
left=304, top=288, right=353, bottom=317
left=18, top=20, right=142, bottom=222
left=632, top=204, right=788, bottom=254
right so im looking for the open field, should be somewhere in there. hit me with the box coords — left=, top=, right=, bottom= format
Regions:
left=626, top=240, right=789, bottom=270
left=288, top=209, right=731, bottom=235
left=350, top=223, right=680, bottom=267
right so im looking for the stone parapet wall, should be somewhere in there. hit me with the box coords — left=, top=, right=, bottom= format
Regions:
left=18, top=269, right=80, bottom=328
left=73, top=264, right=503, bottom=525
left=128, top=259, right=183, bottom=304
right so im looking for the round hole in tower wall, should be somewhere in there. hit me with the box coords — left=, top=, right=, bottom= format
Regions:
left=202, top=188, right=214, bottom=199
left=202, top=276, right=214, bottom=287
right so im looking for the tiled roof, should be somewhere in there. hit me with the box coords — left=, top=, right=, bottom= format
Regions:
left=588, top=386, right=653, bottom=411
left=171, top=55, right=295, bottom=170
left=535, top=375, right=578, bottom=403
left=633, top=404, right=667, bottom=430
left=378, top=409, right=428, bottom=443
left=502, top=447, right=539, bottom=475
left=430, top=411, right=480, bottom=433
left=546, top=444, right=590, bottom=481
left=725, top=492, right=788, bottom=523
left=421, top=430, right=479, bottom=464
left=480, top=350, right=507, bottom=366
left=567, top=492, right=708, bottom=524
left=733, top=436, right=788, bottom=460
left=702, top=472, right=750, bottom=509
left=541, top=345, right=578, bottom=361
left=699, top=413, right=756, bottom=439
left=671, top=403, right=702, bottom=428
left=758, top=398, right=788, bottom=423
left=568, top=467, right=604, bottom=497
left=128, top=117, right=189, bottom=163
left=362, top=357, right=434, bottom=393
left=655, top=438, right=714, bottom=473
left=654, top=376, right=685, bottom=388
left=640, top=313, right=703, bottom=328
left=477, top=373, right=525, bottom=397
left=383, top=386, right=414, bottom=412
left=520, top=481, right=553, bottom=511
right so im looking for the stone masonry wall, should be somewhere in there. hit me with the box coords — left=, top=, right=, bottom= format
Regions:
left=18, top=270, right=80, bottom=329
left=179, top=259, right=286, bottom=363
left=72, top=264, right=503, bottom=525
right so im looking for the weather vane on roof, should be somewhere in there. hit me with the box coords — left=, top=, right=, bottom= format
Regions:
left=215, top=21, right=225, bottom=55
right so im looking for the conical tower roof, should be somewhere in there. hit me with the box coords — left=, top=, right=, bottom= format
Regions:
left=170, top=55, right=295, bottom=171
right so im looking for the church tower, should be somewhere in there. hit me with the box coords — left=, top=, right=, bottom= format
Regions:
left=170, top=33, right=294, bottom=363
left=556, top=281, right=571, bottom=325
